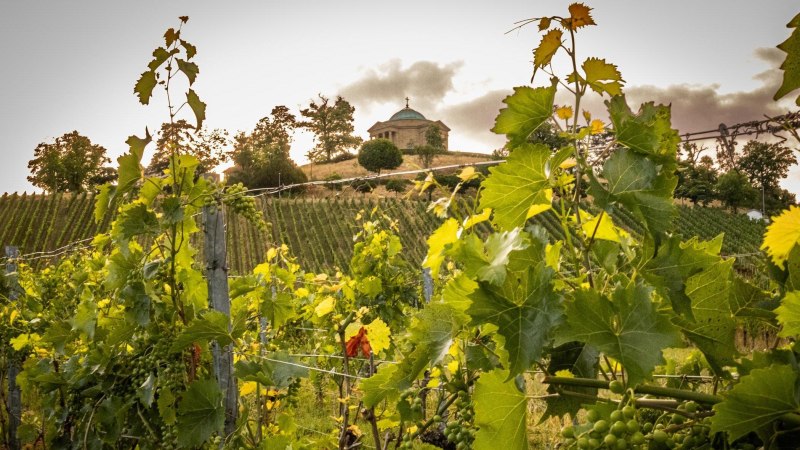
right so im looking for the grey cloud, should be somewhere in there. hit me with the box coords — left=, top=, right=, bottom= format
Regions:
left=339, top=60, right=463, bottom=111
left=438, top=89, right=509, bottom=143
left=625, top=49, right=787, bottom=134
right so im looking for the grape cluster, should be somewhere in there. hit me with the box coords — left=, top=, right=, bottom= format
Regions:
left=445, top=390, right=475, bottom=450
left=559, top=397, right=730, bottom=450
left=223, top=183, right=267, bottom=231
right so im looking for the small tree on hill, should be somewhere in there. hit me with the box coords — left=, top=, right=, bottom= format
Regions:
left=27, top=131, right=114, bottom=193
left=358, top=139, right=402, bottom=174
left=300, top=94, right=362, bottom=163
left=416, top=125, right=446, bottom=168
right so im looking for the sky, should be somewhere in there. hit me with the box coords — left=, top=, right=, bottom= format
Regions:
left=1, top=1, right=799, bottom=194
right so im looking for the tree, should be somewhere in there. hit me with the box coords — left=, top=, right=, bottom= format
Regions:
left=227, top=106, right=307, bottom=189
left=715, top=170, right=757, bottom=213
left=27, top=131, right=114, bottom=193
left=737, top=140, right=798, bottom=213
left=358, top=139, right=402, bottom=174
left=300, top=95, right=362, bottom=163
left=675, top=142, right=717, bottom=206
left=529, top=122, right=570, bottom=150
left=415, top=125, right=446, bottom=168
left=146, top=120, right=230, bottom=175
left=147, top=120, right=230, bottom=176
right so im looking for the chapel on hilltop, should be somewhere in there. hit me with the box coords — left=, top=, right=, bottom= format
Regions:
left=367, top=98, right=449, bottom=151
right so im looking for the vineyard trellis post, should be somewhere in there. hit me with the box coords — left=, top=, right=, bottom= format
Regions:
left=202, top=203, right=238, bottom=437
left=5, top=246, right=20, bottom=450
left=422, top=267, right=433, bottom=304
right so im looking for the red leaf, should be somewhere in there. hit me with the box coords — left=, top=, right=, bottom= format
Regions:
left=345, top=327, right=371, bottom=357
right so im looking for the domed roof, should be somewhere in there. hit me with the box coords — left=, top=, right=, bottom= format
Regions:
left=389, top=107, right=426, bottom=121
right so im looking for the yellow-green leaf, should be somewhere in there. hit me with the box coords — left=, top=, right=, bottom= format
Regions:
left=492, top=83, right=557, bottom=147
left=134, top=70, right=157, bottom=105
left=473, top=369, right=528, bottom=450
left=762, top=206, right=800, bottom=267
left=581, top=57, right=624, bottom=96
left=534, top=29, right=563, bottom=71
left=776, top=291, right=800, bottom=338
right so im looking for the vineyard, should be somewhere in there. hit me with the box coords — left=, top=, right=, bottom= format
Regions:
left=3, top=5, right=800, bottom=450
left=0, top=192, right=767, bottom=274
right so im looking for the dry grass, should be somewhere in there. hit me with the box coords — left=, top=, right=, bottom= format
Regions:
left=301, top=153, right=492, bottom=181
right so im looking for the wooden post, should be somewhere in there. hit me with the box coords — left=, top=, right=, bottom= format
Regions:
left=422, top=267, right=433, bottom=304
left=5, top=246, right=20, bottom=450
left=202, top=204, right=237, bottom=437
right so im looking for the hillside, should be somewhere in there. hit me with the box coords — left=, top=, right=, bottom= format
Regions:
left=0, top=192, right=767, bottom=277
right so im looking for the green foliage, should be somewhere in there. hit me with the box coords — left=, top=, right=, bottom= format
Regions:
left=715, top=170, right=757, bottom=213
left=358, top=138, right=402, bottom=174
left=146, top=120, right=230, bottom=175
left=492, top=83, right=556, bottom=147
left=27, top=131, right=114, bottom=193
left=774, top=12, right=800, bottom=105
left=473, top=370, right=528, bottom=450
left=227, top=106, right=307, bottom=189
left=176, top=380, right=225, bottom=448
left=300, top=94, right=362, bottom=162
left=711, top=365, right=799, bottom=441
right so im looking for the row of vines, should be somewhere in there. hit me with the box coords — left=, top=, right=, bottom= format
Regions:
left=0, top=191, right=767, bottom=275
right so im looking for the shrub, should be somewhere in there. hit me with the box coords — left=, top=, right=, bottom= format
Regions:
left=324, top=173, right=343, bottom=191
left=358, top=139, right=402, bottom=174
left=351, top=179, right=376, bottom=193
left=385, top=179, right=409, bottom=194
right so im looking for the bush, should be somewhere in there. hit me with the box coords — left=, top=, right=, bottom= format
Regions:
left=324, top=173, right=343, bottom=191
left=358, top=139, right=402, bottom=174
left=351, top=179, right=377, bottom=193
left=330, top=152, right=356, bottom=163
left=385, top=179, right=409, bottom=194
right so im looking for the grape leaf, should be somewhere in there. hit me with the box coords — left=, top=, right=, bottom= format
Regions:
left=557, top=282, right=680, bottom=386
left=170, top=311, right=233, bottom=353
left=176, top=379, right=224, bottom=448
left=134, top=70, right=157, bottom=105
left=776, top=291, right=800, bottom=338
left=187, top=89, right=206, bottom=130
left=567, top=58, right=624, bottom=96
left=473, top=369, right=529, bottom=450
left=534, top=29, right=563, bottom=76
left=423, top=218, right=459, bottom=278
left=260, top=290, right=295, bottom=327
left=711, top=365, right=800, bottom=442
left=475, top=229, right=529, bottom=285
left=761, top=205, right=800, bottom=267
left=564, top=3, right=595, bottom=30
left=774, top=13, right=800, bottom=105
left=479, top=143, right=554, bottom=230
left=234, top=354, right=307, bottom=388
left=606, top=96, right=679, bottom=164
left=468, top=258, right=563, bottom=378
left=581, top=57, right=623, bottom=96
left=180, top=39, right=197, bottom=59
left=148, top=47, right=175, bottom=71
left=93, top=183, right=115, bottom=223
left=71, top=294, right=97, bottom=339
left=116, top=131, right=151, bottom=197
left=492, top=83, right=556, bottom=147
left=176, top=58, right=199, bottom=85
left=541, top=341, right=599, bottom=420
left=362, top=302, right=464, bottom=407
left=589, top=148, right=675, bottom=235
left=673, top=260, right=738, bottom=374
left=138, top=373, right=156, bottom=407
left=643, top=235, right=722, bottom=317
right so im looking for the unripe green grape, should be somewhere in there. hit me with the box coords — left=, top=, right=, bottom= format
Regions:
left=609, top=380, right=625, bottom=394
left=611, top=421, right=627, bottom=436
left=610, top=410, right=624, bottom=422
left=592, top=420, right=609, bottom=434
left=586, top=409, right=600, bottom=423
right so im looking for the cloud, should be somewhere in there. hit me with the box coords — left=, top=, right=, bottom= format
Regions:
left=339, top=60, right=463, bottom=111
left=438, top=89, right=510, bottom=145
left=624, top=48, right=787, bottom=134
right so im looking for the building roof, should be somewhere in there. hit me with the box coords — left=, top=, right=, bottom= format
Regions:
left=389, top=107, right=426, bottom=121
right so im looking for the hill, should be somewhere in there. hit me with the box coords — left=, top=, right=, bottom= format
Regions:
left=0, top=192, right=767, bottom=277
